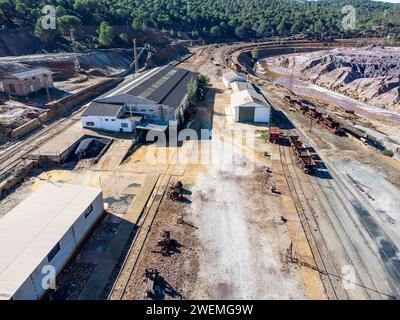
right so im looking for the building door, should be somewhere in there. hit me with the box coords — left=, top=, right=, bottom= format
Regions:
left=238, top=107, right=254, bottom=122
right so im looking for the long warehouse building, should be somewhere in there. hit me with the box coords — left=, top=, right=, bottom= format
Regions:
left=0, top=183, right=104, bottom=300
left=81, top=65, right=198, bottom=133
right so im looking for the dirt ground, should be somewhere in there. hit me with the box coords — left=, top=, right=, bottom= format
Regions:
left=0, top=48, right=351, bottom=300
left=115, top=77, right=325, bottom=300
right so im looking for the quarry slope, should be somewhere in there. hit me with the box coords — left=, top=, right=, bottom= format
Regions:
left=273, top=45, right=400, bottom=112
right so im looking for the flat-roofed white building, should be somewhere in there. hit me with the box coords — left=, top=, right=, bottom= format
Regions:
left=222, top=70, right=246, bottom=89
left=230, top=88, right=271, bottom=123
left=0, top=183, right=104, bottom=300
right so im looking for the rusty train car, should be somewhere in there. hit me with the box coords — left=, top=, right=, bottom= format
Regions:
left=289, top=135, right=316, bottom=174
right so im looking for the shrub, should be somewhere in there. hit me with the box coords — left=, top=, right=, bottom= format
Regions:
left=382, top=149, right=394, bottom=157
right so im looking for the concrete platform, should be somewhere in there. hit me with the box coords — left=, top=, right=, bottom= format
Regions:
left=29, top=121, right=104, bottom=163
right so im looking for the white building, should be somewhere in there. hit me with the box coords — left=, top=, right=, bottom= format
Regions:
left=1, top=68, right=53, bottom=96
left=81, top=65, right=197, bottom=133
left=230, top=88, right=271, bottom=123
left=222, top=70, right=246, bottom=89
left=81, top=102, right=140, bottom=133
left=0, top=183, right=104, bottom=300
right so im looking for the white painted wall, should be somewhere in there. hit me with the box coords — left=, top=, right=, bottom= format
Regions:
left=81, top=115, right=134, bottom=132
left=11, top=195, right=104, bottom=300
left=125, top=103, right=161, bottom=120
left=12, top=277, right=37, bottom=300
left=71, top=194, right=104, bottom=245
left=232, top=103, right=271, bottom=123
left=254, top=107, right=271, bottom=123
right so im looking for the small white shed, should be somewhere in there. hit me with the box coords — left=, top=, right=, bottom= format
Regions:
left=222, top=70, right=246, bottom=89
left=230, top=88, right=271, bottom=123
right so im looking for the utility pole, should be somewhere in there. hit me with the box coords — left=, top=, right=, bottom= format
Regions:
left=288, top=48, right=296, bottom=93
left=133, top=38, right=138, bottom=74
left=309, top=117, right=313, bottom=132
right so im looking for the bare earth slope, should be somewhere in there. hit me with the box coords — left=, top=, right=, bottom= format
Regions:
left=275, top=46, right=400, bottom=112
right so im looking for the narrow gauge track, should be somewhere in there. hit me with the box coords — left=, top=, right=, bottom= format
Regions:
left=307, top=163, right=397, bottom=299
left=280, top=140, right=397, bottom=299
left=107, top=48, right=209, bottom=300
left=0, top=114, right=81, bottom=178
left=309, top=158, right=400, bottom=299
left=243, top=50, right=397, bottom=299
left=278, top=142, right=346, bottom=300
left=108, top=169, right=175, bottom=300
left=285, top=143, right=386, bottom=299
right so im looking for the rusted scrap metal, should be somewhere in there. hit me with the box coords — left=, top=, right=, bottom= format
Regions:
left=287, top=97, right=344, bottom=135
left=157, top=231, right=172, bottom=256
left=269, top=127, right=280, bottom=143
left=144, top=268, right=160, bottom=298
left=289, top=135, right=316, bottom=174
left=271, top=185, right=281, bottom=194
left=169, top=181, right=183, bottom=201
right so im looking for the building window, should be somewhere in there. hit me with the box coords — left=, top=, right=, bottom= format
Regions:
left=85, top=122, right=94, bottom=126
left=47, top=242, right=60, bottom=262
left=84, top=204, right=93, bottom=218
left=121, top=123, right=128, bottom=128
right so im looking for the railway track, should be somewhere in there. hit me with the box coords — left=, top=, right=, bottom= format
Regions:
left=236, top=45, right=398, bottom=299
left=108, top=174, right=175, bottom=300
left=108, top=164, right=178, bottom=300
left=278, top=142, right=346, bottom=300
left=308, top=165, right=397, bottom=299
left=279, top=140, right=397, bottom=299
left=0, top=113, right=82, bottom=179
left=0, top=67, right=162, bottom=180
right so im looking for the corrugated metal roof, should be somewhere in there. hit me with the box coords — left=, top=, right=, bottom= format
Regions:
left=231, top=88, right=270, bottom=109
left=0, top=183, right=102, bottom=300
left=161, top=71, right=197, bottom=107
left=124, top=65, right=197, bottom=109
left=82, top=102, right=123, bottom=117
left=10, top=68, right=51, bottom=79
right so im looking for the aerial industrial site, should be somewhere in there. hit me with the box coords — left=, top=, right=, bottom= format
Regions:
left=0, top=0, right=400, bottom=305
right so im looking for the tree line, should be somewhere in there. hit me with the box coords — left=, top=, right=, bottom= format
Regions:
left=0, top=0, right=399, bottom=46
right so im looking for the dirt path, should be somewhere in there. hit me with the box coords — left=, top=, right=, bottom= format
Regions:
left=185, top=81, right=312, bottom=299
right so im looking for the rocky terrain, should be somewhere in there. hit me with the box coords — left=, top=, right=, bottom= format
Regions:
left=273, top=46, right=400, bottom=112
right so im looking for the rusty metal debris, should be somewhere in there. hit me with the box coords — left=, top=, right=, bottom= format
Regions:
left=289, top=135, right=316, bottom=174
left=156, top=231, right=172, bottom=256
left=144, top=268, right=160, bottom=298
left=286, top=96, right=344, bottom=135
left=169, top=181, right=183, bottom=201
left=271, top=185, right=281, bottom=194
